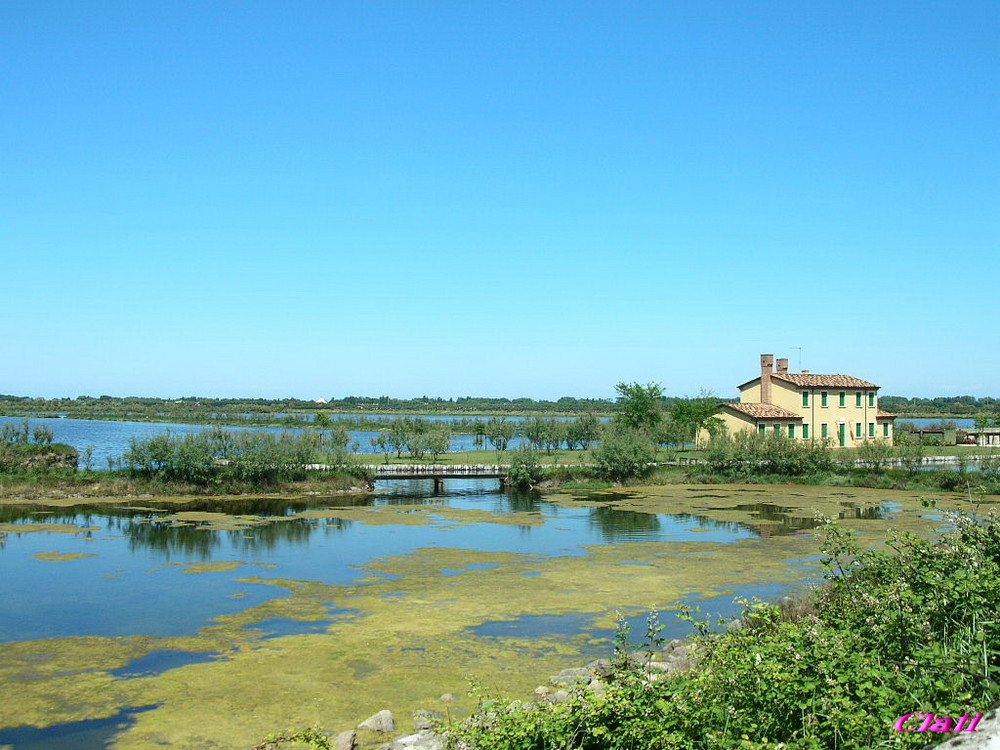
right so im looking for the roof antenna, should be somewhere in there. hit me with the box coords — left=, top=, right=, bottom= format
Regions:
left=789, top=347, right=802, bottom=371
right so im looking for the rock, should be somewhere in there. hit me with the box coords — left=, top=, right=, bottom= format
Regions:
left=542, top=690, right=570, bottom=704
left=358, top=710, right=397, bottom=733
left=533, top=685, right=551, bottom=696
left=585, top=658, right=614, bottom=678
left=411, top=709, right=444, bottom=731
left=333, top=730, right=357, bottom=750
left=439, top=693, right=458, bottom=703
left=550, top=667, right=591, bottom=687
left=387, top=731, right=445, bottom=750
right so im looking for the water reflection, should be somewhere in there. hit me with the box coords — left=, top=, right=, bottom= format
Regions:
left=0, top=706, right=157, bottom=750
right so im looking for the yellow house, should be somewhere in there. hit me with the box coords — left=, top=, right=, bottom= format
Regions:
left=705, top=354, right=896, bottom=448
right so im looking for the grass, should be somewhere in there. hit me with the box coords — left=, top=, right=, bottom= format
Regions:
left=0, top=468, right=365, bottom=501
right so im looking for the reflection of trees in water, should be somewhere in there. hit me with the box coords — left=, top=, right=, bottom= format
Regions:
left=0, top=499, right=355, bottom=560
left=588, top=506, right=663, bottom=542
left=837, top=504, right=884, bottom=521
left=504, top=490, right=547, bottom=514
left=124, top=516, right=351, bottom=559
left=671, top=512, right=747, bottom=536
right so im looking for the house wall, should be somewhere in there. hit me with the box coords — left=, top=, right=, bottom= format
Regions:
left=730, top=380, right=890, bottom=448
left=697, top=409, right=755, bottom=445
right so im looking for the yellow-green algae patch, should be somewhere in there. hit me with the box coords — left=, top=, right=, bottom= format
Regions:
left=164, top=560, right=277, bottom=575
left=3, top=485, right=996, bottom=750
left=139, top=511, right=273, bottom=531
left=0, top=635, right=226, bottom=729
left=294, top=504, right=544, bottom=527
left=0, top=522, right=100, bottom=535
left=32, top=550, right=97, bottom=562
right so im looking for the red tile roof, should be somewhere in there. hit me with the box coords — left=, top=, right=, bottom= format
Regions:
left=771, top=373, right=879, bottom=389
left=876, top=409, right=896, bottom=419
left=721, top=402, right=802, bottom=420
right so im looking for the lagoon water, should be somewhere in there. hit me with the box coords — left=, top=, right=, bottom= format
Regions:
left=0, top=415, right=531, bottom=469
left=0, top=474, right=952, bottom=750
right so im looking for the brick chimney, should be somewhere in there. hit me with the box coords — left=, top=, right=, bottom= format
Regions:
left=760, top=354, right=774, bottom=404
left=776, top=358, right=789, bottom=374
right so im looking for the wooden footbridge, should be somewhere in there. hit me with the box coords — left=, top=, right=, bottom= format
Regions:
left=310, top=463, right=596, bottom=492
left=361, top=464, right=511, bottom=492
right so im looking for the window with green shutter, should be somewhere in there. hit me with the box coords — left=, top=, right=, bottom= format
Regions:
left=855, top=391, right=862, bottom=407
left=802, top=391, right=810, bottom=407
left=821, top=391, right=828, bottom=407
left=883, top=423, right=890, bottom=438
left=803, top=424, right=810, bottom=439
left=869, top=392, right=876, bottom=408
left=821, top=423, right=829, bottom=439
left=758, top=424, right=766, bottom=434
left=839, top=391, right=846, bottom=407
left=788, top=424, right=795, bottom=438
left=855, top=422, right=862, bottom=438
left=869, top=422, right=875, bottom=438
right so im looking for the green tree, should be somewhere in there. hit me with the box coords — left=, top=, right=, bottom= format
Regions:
left=425, top=428, right=452, bottom=461
left=386, top=420, right=412, bottom=458
left=614, top=382, right=664, bottom=434
left=485, top=417, right=515, bottom=461
left=566, top=412, right=601, bottom=450
left=669, top=390, right=722, bottom=445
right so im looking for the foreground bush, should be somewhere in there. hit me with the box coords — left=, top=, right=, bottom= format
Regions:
left=447, top=510, right=1000, bottom=749
left=703, top=430, right=835, bottom=478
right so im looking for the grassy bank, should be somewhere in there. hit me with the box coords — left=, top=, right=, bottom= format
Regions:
left=0, top=467, right=368, bottom=501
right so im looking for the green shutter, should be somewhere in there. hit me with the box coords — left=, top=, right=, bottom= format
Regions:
left=802, top=391, right=810, bottom=407
left=803, top=424, right=810, bottom=439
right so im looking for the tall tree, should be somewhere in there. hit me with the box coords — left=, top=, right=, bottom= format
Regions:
left=614, top=382, right=664, bottom=434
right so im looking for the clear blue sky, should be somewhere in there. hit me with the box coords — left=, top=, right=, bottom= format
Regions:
left=2, top=2, right=997, bottom=401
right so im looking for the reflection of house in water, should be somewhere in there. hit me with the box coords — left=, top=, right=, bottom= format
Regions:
left=722, top=502, right=883, bottom=539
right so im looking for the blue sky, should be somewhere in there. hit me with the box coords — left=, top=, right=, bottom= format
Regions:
left=2, top=2, right=997, bottom=400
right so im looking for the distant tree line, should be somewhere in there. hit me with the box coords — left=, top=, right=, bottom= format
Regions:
left=880, top=394, right=1000, bottom=416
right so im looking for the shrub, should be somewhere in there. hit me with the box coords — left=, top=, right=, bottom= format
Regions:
left=703, top=430, right=833, bottom=478
left=592, top=429, right=656, bottom=483
left=507, top=445, right=542, bottom=489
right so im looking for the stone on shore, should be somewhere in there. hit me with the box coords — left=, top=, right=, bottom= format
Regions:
left=358, top=709, right=397, bottom=733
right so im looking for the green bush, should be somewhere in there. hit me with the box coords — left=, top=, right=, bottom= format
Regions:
left=122, top=428, right=352, bottom=487
left=507, top=445, right=542, bottom=489
left=703, top=430, right=834, bottom=478
left=592, top=429, right=657, bottom=483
